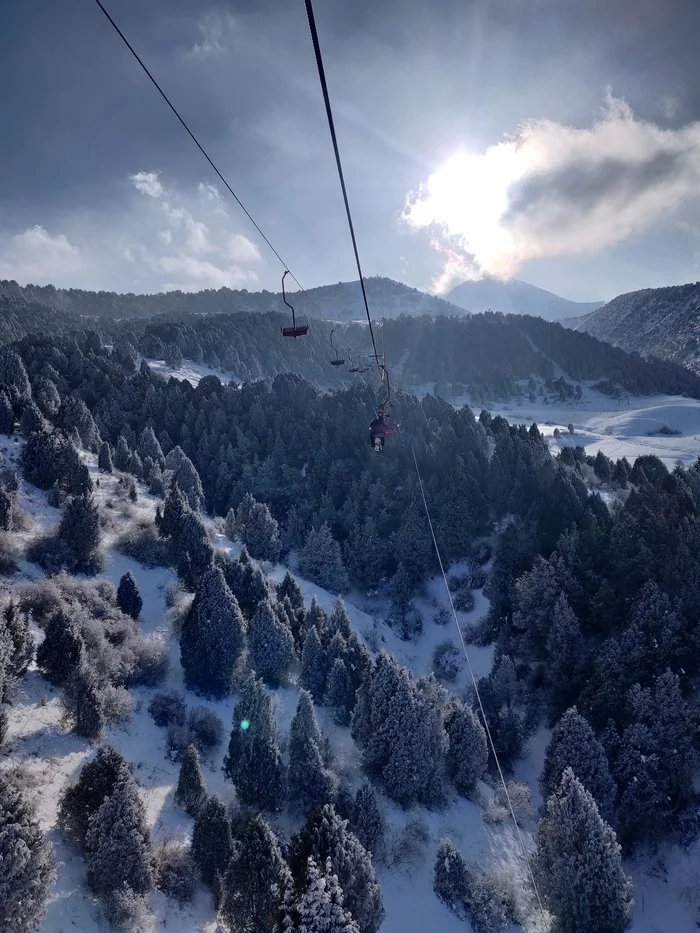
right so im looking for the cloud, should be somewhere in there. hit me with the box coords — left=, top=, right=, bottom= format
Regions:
left=226, top=233, right=261, bottom=264
left=188, top=10, right=236, bottom=58
left=403, top=94, right=700, bottom=291
left=155, top=253, right=258, bottom=291
left=0, top=225, right=82, bottom=283
left=130, top=171, right=164, bottom=198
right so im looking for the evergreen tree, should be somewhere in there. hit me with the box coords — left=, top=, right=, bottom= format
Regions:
left=0, top=391, right=13, bottom=435
left=172, top=454, right=205, bottom=511
left=58, top=745, right=131, bottom=844
left=224, top=672, right=286, bottom=810
left=444, top=698, right=488, bottom=798
left=175, top=511, right=213, bottom=589
left=289, top=689, right=338, bottom=812
left=0, top=349, right=31, bottom=400
left=85, top=776, right=154, bottom=895
left=301, top=625, right=328, bottom=702
left=36, top=610, right=84, bottom=686
left=0, top=773, right=55, bottom=933
left=116, top=571, right=143, bottom=619
left=138, top=426, right=164, bottom=466
left=3, top=601, right=32, bottom=680
left=221, top=814, right=292, bottom=932
left=277, top=570, right=304, bottom=611
left=98, top=441, right=113, bottom=473
left=248, top=598, right=295, bottom=687
left=546, top=594, right=585, bottom=715
left=534, top=769, right=633, bottom=933
left=613, top=723, right=669, bottom=851
left=344, top=516, right=385, bottom=590
left=241, top=500, right=281, bottom=561
left=58, top=494, right=100, bottom=572
left=353, top=784, right=385, bottom=857
left=174, top=745, right=206, bottom=817
left=325, top=658, right=354, bottom=726
left=114, top=434, right=131, bottom=471
left=158, top=483, right=189, bottom=539
left=540, top=708, right=616, bottom=825
left=433, top=837, right=470, bottom=916
left=180, top=567, right=244, bottom=698
left=388, top=562, right=417, bottom=638
left=19, top=400, right=44, bottom=438
left=70, top=663, right=105, bottom=740
left=298, top=857, right=361, bottom=933
left=299, top=522, right=349, bottom=593
left=190, top=795, right=233, bottom=887
left=289, top=805, right=384, bottom=933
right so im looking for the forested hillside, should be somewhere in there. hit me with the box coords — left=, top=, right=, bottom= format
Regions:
left=0, top=324, right=699, bottom=932
left=572, top=281, right=700, bottom=374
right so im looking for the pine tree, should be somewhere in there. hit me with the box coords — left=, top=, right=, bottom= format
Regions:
left=70, top=663, right=105, bottom=740
left=19, top=400, right=44, bottom=438
left=0, top=773, right=55, bottom=933
left=158, top=484, right=189, bottom=539
left=242, top=500, right=281, bottom=562
left=0, top=349, right=31, bottom=400
left=180, top=567, right=244, bottom=698
left=85, top=776, right=154, bottom=895
left=138, top=426, right=164, bottom=466
left=289, top=804, right=384, bottom=933
left=299, top=522, right=349, bottom=593
left=224, top=672, right=286, bottom=810
left=325, top=658, right=354, bottom=726
left=36, top=610, right=84, bottom=686
left=116, top=571, right=143, bottom=619
left=298, top=857, right=361, bottom=933
left=98, top=441, right=113, bottom=473
left=248, top=598, right=295, bottom=687
left=175, top=512, right=213, bottom=589
left=172, top=455, right=205, bottom=511
left=0, top=391, right=13, bottom=435
left=433, top=837, right=470, bottom=916
left=301, top=625, right=329, bottom=701
left=540, top=708, right=616, bottom=825
left=444, top=698, right=488, bottom=798
left=613, top=723, right=669, bottom=851
left=534, top=769, right=633, bottom=933
left=58, top=745, right=132, bottom=844
left=388, top=562, right=417, bottom=637
left=546, top=594, right=585, bottom=715
left=190, top=795, right=233, bottom=887
left=59, top=494, right=100, bottom=572
left=174, top=745, right=206, bottom=817
left=353, top=784, right=385, bottom=857
left=3, top=601, right=32, bottom=680
left=289, top=689, right=338, bottom=812
left=221, top=815, right=292, bottom=932
left=277, top=571, right=304, bottom=611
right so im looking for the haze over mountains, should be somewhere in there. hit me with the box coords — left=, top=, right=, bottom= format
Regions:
left=446, top=276, right=604, bottom=322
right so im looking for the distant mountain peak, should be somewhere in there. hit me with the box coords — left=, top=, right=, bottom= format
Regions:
left=446, top=276, right=603, bottom=322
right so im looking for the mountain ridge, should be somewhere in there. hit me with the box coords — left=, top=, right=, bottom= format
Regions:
left=447, top=275, right=603, bottom=322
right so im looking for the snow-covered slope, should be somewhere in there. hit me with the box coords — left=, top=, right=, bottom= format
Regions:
left=448, top=277, right=603, bottom=322
left=572, top=281, right=700, bottom=373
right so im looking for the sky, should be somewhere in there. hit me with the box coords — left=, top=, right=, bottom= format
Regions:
left=2, top=0, right=700, bottom=303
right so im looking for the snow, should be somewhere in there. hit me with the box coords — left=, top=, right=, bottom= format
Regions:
left=143, top=357, right=240, bottom=388
left=3, top=417, right=700, bottom=932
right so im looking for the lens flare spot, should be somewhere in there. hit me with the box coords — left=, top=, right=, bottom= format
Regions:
left=240, top=719, right=250, bottom=731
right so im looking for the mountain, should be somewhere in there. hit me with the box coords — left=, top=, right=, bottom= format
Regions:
left=447, top=276, right=603, bottom=322
left=0, top=276, right=466, bottom=323
left=571, top=282, right=700, bottom=374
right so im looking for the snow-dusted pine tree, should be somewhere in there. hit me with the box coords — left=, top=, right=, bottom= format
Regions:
left=190, top=795, right=233, bottom=887
left=179, top=566, right=244, bottom=697
left=36, top=610, right=84, bottom=686
left=290, top=804, right=384, bottom=933
left=301, top=625, right=328, bottom=701
left=325, top=658, right=355, bottom=726
left=540, top=708, right=616, bottom=825
left=175, top=511, right=213, bottom=589
left=224, top=672, right=286, bottom=810
left=289, top=689, right=338, bottom=812
left=58, top=745, right=132, bottom=844
left=277, top=570, right=304, bottom=610
left=444, top=697, right=488, bottom=798
left=221, top=815, right=292, bottom=932
left=241, top=500, right=281, bottom=561
left=433, top=837, right=470, bottom=916
left=248, top=598, right=295, bottom=687
left=545, top=593, right=584, bottom=714
left=58, top=494, right=100, bottom=572
left=70, top=663, right=105, bottom=740
left=534, top=768, right=633, bottom=933
left=299, top=522, right=349, bottom=593
left=116, top=571, right=143, bottom=619
left=0, top=773, right=55, bottom=933
left=138, top=426, right=164, bottom=466
left=85, top=777, right=154, bottom=895
left=353, top=784, right=385, bottom=857
left=298, top=857, right=360, bottom=933
left=98, top=441, right=113, bottom=473
left=174, top=745, right=206, bottom=817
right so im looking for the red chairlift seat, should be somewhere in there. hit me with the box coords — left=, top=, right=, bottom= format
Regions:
left=370, top=421, right=399, bottom=440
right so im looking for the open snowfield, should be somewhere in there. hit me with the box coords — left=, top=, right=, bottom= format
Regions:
left=143, top=357, right=240, bottom=388
left=1, top=376, right=700, bottom=931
